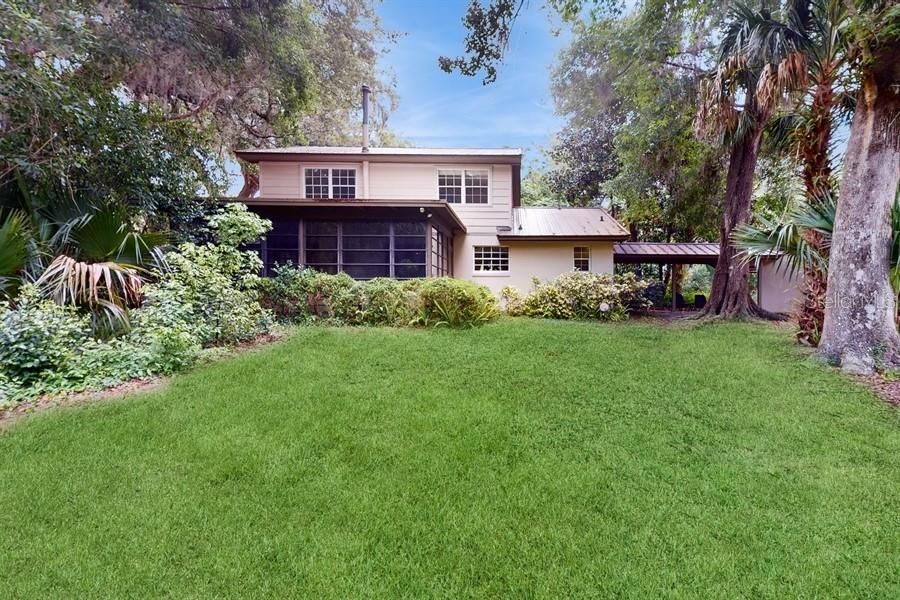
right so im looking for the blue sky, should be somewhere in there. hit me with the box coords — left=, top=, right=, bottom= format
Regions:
left=377, top=0, right=570, bottom=167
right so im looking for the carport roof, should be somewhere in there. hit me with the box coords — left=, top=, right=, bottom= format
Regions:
left=613, top=242, right=720, bottom=265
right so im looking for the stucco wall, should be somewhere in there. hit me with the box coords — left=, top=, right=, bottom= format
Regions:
left=453, top=238, right=616, bottom=295
left=757, top=257, right=803, bottom=314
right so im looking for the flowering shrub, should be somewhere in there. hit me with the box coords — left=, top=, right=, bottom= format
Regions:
left=504, top=272, right=649, bottom=321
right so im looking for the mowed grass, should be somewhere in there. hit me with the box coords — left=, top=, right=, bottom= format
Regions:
left=1, top=319, right=900, bottom=598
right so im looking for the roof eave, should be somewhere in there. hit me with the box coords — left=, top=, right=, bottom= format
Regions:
left=235, top=151, right=522, bottom=165
left=224, top=196, right=467, bottom=233
left=497, top=234, right=631, bottom=242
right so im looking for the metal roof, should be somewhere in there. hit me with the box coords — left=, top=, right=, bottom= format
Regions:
left=497, top=207, right=630, bottom=241
left=613, top=242, right=720, bottom=265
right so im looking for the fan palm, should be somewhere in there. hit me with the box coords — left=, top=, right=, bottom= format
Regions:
left=694, top=2, right=806, bottom=318
left=0, top=210, right=31, bottom=299
left=34, top=204, right=168, bottom=330
left=735, top=191, right=900, bottom=344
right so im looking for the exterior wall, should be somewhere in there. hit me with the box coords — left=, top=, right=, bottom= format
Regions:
left=453, top=238, right=615, bottom=295
left=257, top=159, right=619, bottom=294
left=757, top=257, right=803, bottom=314
left=258, top=162, right=301, bottom=197
left=258, top=160, right=512, bottom=233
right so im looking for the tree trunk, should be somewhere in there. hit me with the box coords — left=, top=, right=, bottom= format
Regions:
left=238, top=162, right=259, bottom=198
left=795, top=80, right=836, bottom=345
left=700, top=125, right=773, bottom=318
left=818, top=47, right=900, bottom=374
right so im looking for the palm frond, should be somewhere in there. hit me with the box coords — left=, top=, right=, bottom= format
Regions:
left=0, top=210, right=30, bottom=299
left=733, top=194, right=835, bottom=277
left=35, top=255, right=144, bottom=330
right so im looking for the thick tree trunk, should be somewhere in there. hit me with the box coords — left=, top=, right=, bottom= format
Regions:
left=700, top=125, right=774, bottom=318
left=818, top=48, right=900, bottom=374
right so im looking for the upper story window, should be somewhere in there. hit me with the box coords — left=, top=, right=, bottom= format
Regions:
left=438, top=168, right=489, bottom=204
left=574, top=247, right=590, bottom=271
left=304, top=167, right=356, bottom=199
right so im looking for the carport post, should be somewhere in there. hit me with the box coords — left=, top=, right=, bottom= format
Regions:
left=671, top=263, right=676, bottom=311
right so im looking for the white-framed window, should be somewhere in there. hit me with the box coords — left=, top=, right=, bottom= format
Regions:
left=474, top=246, right=509, bottom=272
left=438, top=168, right=489, bottom=204
left=574, top=246, right=590, bottom=271
left=304, top=167, right=357, bottom=199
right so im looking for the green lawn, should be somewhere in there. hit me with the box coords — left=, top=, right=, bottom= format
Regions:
left=2, top=319, right=899, bottom=598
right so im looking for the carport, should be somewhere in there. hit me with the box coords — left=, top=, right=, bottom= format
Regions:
left=613, top=242, right=719, bottom=311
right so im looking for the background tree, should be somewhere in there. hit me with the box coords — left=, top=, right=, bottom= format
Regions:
left=520, top=167, right=567, bottom=206
left=545, top=4, right=726, bottom=239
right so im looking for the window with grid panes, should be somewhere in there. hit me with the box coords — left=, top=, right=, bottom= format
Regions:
left=473, top=246, right=508, bottom=272
left=304, top=167, right=356, bottom=199
left=464, top=171, right=489, bottom=204
left=438, top=169, right=489, bottom=204
left=438, top=170, right=462, bottom=203
left=304, top=168, right=329, bottom=198
left=574, top=246, right=590, bottom=271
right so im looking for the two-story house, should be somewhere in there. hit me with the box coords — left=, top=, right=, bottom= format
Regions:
left=234, top=145, right=630, bottom=294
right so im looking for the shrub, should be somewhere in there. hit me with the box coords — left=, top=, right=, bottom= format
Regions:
left=359, top=278, right=418, bottom=326
left=414, top=277, right=500, bottom=328
left=0, top=205, right=275, bottom=406
left=259, top=265, right=498, bottom=329
left=0, top=286, right=88, bottom=386
left=156, top=204, right=273, bottom=344
left=305, top=272, right=362, bottom=323
left=0, top=285, right=199, bottom=405
left=510, top=271, right=649, bottom=321
left=259, top=263, right=319, bottom=322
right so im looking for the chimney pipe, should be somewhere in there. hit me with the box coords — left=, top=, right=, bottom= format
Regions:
left=361, top=84, right=371, bottom=152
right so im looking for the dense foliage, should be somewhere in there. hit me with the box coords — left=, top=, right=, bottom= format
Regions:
left=0, top=205, right=271, bottom=406
left=502, top=272, right=649, bottom=321
left=260, top=266, right=500, bottom=328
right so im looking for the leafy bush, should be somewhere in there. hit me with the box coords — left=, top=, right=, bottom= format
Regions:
left=259, top=263, right=319, bottom=321
left=358, top=278, right=419, bottom=326
left=156, top=204, right=272, bottom=344
left=0, top=204, right=273, bottom=407
left=0, top=285, right=200, bottom=406
left=0, top=286, right=88, bottom=386
left=260, top=266, right=498, bottom=328
left=506, top=272, right=649, bottom=321
left=414, top=278, right=499, bottom=328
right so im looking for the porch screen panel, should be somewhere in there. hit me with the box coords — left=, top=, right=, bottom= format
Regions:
left=303, top=221, right=426, bottom=280
left=262, top=217, right=299, bottom=275
left=430, top=226, right=450, bottom=277
left=393, top=221, right=426, bottom=279
left=304, top=221, right=339, bottom=274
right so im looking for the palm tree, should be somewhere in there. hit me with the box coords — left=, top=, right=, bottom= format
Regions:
left=694, top=3, right=806, bottom=318
left=35, top=204, right=168, bottom=330
left=736, top=0, right=852, bottom=342
left=0, top=210, right=30, bottom=300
